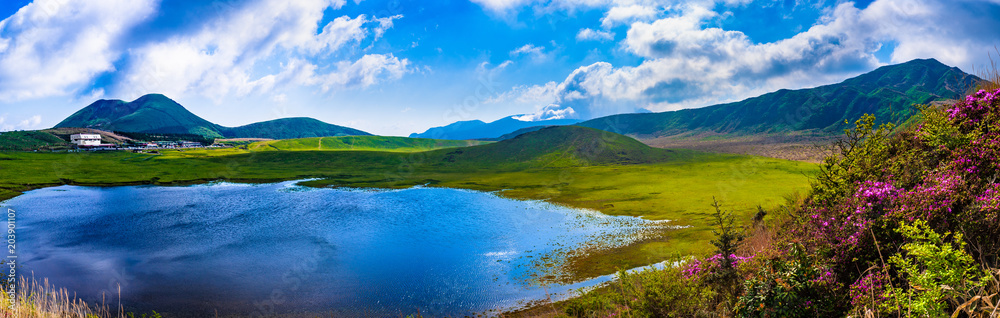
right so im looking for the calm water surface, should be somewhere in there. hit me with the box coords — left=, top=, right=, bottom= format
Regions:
left=4, top=181, right=671, bottom=317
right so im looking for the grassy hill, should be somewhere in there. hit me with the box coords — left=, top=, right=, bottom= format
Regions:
left=579, top=59, right=980, bottom=137
left=55, top=94, right=371, bottom=140
left=0, top=131, right=69, bottom=151
left=221, top=117, right=370, bottom=139
left=424, top=125, right=695, bottom=168
left=249, top=135, right=489, bottom=152
left=476, top=125, right=557, bottom=141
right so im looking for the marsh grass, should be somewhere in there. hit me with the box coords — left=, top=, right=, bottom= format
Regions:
left=0, top=275, right=150, bottom=318
left=972, top=47, right=1000, bottom=92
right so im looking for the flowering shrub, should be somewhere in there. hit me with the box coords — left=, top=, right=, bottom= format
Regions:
left=682, top=253, right=753, bottom=279
left=734, top=245, right=841, bottom=317
left=976, top=183, right=1000, bottom=220
left=849, top=270, right=889, bottom=308
left=790, top=88, right=1000, bottom=315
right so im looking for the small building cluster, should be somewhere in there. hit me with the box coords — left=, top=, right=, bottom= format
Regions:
left=70, top=134, right=109, bottom=147
left=68, top=133, right=214, bottom=151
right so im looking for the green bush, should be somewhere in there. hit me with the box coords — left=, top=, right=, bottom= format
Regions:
left=561, top=262, right=716, bottom=318
left=881, top=220, right=987, bottom=317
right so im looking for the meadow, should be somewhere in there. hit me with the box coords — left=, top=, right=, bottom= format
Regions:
left=0, top=135, right=816, bottom=281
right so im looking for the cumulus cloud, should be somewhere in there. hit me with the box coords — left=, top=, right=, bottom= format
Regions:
left=0, top=114, right=43, bottom=131
left=117, top=0, right=407, bottom=101
left=600, top=4, right=658, bottom=28
left=577, top=28, right=615, bottom=41
left=512, top=104, right=577, bottom=121
left=0, top=0, right=157, bottom=101
left=495, top=0, right=1000, bottom=120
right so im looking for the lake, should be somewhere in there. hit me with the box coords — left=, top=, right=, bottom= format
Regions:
left=3, top=181, right=674, bottom=317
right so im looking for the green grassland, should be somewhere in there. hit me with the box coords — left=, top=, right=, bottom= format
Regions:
left=0, top=130, right=70, bottom=151
left=0, top=126, right=817, bottom=281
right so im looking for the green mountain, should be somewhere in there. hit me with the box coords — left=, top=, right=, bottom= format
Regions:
left=224, top=117, right=369, bottom=139
left=578, top=59, right=980, bottom=137
left=429, top=125, right=688, bottom=168
left=55, top=94, right=370, bottom=139
left=55, top=94, right=226, bottom=137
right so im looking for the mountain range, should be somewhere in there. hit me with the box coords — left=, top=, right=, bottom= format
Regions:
left=54, top=94, right=370, bottom=139
left=52, top=59, right=980, bottom=142
left=577, top=58, right=980, bottom=137
left=409, top=116, right=580, bottom=140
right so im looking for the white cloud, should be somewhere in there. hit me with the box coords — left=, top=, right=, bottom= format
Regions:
left=0, top=0, right=158, bottom=101
left=861, top=0, right=1000, bottom=68
left=510, top=44, right=545, bottom=57
left=0, top=114, right=42, bottom=131
left=318, top=53, right=410, bottom=91
left=576, top=28, right=615, bottom=41
left=117, top=0, right=407, bottom=101
left=469, top=0, right=534, bottom=13
left=490, top=1, right=918, bottom=119
left=601, top=4, right=659, bottom=28
left=18, top=115, right=41, bottom=128
left=513, top=104, right=577, bottom=121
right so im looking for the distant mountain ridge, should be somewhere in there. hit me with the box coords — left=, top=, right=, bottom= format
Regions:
left=55, top=94, right=370, bottom=139
left=578, top=58, right=980, bottom=137
left=409, top=116, right=581, bottom=140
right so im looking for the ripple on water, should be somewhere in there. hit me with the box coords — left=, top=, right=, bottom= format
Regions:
left=5, top=180, right=677, bottom=317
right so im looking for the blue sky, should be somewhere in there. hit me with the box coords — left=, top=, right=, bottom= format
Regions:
left=0, top=0, right=997, bottom=136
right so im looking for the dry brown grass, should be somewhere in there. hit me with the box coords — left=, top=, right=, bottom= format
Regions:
left=1, top=275, right=123, bottom=318
left=971, top=47, right=1000, bottom=93
left=641, top=132, right=836, bottom=163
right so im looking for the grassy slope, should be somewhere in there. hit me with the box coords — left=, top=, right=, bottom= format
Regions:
left=0, top=128, right=816, bottom=279
left=0, top=131, right=70, bottom=151
left=249, top=135, right=490, bottom=152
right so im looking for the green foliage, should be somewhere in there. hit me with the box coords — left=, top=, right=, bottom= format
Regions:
left=914, top=104, right=973, bottom=153
left=735, top=245, right=840, bottom=318
left=563, top=263, right=716, bottom=318
left=812, top=114, right=895, bottom=206
left=707, top=198, right=744, bottom=302
left=882, top=220, right=987, bottom=317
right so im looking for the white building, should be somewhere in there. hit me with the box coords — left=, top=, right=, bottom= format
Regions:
left=70, top=134, right=102, bottom=146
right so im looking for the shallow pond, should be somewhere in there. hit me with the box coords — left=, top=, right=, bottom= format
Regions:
left=3, top=181, right=673, bottom=317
